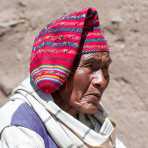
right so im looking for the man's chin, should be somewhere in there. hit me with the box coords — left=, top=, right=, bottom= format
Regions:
left=79, top=104, right=98, bottom=114
left=71, top=101, right=98, bottom=114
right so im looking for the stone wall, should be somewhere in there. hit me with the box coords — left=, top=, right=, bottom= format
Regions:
left=0, top=0, right=148, bottom=147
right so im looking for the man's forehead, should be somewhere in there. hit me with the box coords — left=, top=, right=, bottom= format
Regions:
left=80, top=52, right=111, bottom=63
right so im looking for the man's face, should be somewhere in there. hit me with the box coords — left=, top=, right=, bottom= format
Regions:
left=54, top=51, right=111, bottom=115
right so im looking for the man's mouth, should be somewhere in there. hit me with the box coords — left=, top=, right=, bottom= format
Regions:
left=85, top=93, right=101, bottom=99
left=82, top=93, right=102, bottom=106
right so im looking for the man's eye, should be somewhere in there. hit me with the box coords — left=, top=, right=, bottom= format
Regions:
left=84, top=63, right=100, bottom=71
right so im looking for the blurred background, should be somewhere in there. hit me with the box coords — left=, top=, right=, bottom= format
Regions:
left=0, top=0, right=148, bottom=147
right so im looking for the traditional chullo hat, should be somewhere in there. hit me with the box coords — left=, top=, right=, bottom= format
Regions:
left=30, top=7, right=109, bottom=93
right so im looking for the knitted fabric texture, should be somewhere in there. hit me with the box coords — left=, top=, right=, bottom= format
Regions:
left=30, top=7, right=109, bottom=94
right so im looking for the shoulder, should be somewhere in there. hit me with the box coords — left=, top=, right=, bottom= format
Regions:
left=0, top=98, right=46, bottom=137
left=0, top=100, right=58, bottom=148
left=11, top=102, right=54, bottom=147
left=0, top=100, right=44, bottom=147
left=0, top=99, right=24, bottom=132
left=11, top=102, right=45, bottom=135
left=0, top=126, right=45, bottom=148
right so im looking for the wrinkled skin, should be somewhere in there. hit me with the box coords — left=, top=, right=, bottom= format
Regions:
left=52, top=51, right=112, bottom=116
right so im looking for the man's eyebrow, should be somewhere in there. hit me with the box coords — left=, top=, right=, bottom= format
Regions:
left=82, top=57, right=99, bottom=63
left=83, top=57, right=112, bottom=64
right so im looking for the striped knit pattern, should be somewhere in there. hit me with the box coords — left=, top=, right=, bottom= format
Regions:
left=30, top=7, right=109, bottom=93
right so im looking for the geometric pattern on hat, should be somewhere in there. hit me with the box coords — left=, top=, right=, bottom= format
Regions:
left=30, top=7, right=109, bottom=94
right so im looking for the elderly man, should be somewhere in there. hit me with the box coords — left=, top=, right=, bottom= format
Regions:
left=0, top=8, right=126, bottom=148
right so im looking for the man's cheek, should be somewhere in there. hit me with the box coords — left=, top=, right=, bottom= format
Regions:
left=74, top=71, right=90, bottom=85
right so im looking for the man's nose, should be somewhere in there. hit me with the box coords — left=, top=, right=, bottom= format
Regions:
left=91, top=70, right=108, bottom=90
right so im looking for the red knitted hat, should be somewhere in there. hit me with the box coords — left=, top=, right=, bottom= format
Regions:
left=30, top=7, right=109, bottom=93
